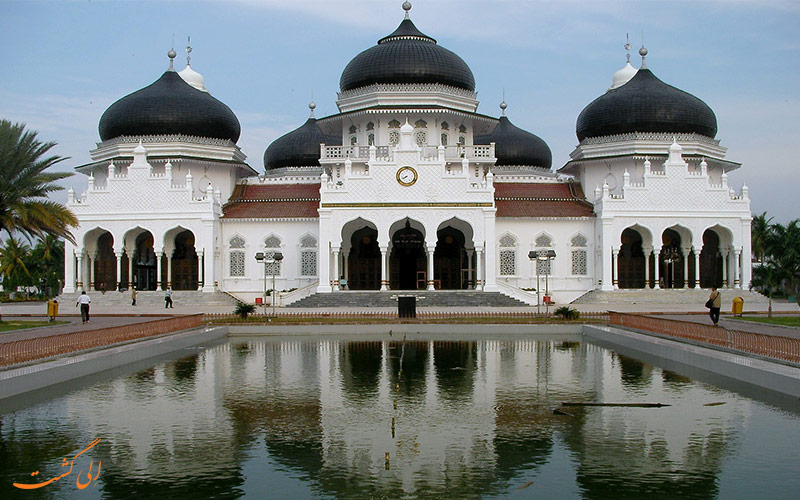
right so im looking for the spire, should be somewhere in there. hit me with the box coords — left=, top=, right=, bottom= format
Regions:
left=308, top=100, right=316, bottom=118
left=625, top=33, right=632, bottom=64
left=499, top=100, right=507, bottom=117
left=639, top=44, right=648, bottom=69
left=402, top=1, right=412, bottom=19
left=185, top=36, right=192, bottom=66
left=167, top=48, right=177, bottom=71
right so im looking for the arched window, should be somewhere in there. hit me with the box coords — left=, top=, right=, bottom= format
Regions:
left=534, top=235, right=554, bottom=275
left=571, top=234, right=588, bottom=275
left=499, top=234, right=517, bottom=276
left=348, top=125, right=357, bottom=134
left=264, top=236, right=282, bottom=276
left=459, top=124, right=467, bottom=133
left=415, top=130, right=427, bottom=146
left=368, top=133, right=375, bottom=146
left=458, top=136, right=466, bottom=145
left=229, top=236, right=245, bottom=277
left=441, top=133, right=448, bottom=146
left=388, top=119, right=401, bottom=128
left=414, top=119, right=427, bottom=128
left=366, top=121, right=374, bottom=131
left=350, top=136, right=358, bottom=145
left=441, top=121, right=449, bottom=130
left=299, top=235, right=317, bottom=276
left=389, top=130, right=400, bottom=145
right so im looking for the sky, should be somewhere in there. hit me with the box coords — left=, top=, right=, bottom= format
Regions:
left=1, top=0, right=798, bottom=223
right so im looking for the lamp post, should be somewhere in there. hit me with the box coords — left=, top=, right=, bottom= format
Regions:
left=255, top=251, right=283, bottom=317
left=529, top=249, right=556, bottom=315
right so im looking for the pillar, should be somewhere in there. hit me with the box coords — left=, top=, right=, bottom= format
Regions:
left=88, top=253, right=95, bottom=290
left=63, top=241, right=76, bottom=294
left=126, top=249, right=134, bottom=289
left=682, top=248, right=690, bottom=288
left=653, top=246, right=662, bottom=289
left=601, top=221, right=614, bottom=291
left=317, top=210, right=332, bottom=293
left=643, top=246, right=652, bottom=288
left=155, top=251, right=163, bottom=290
left=426, top=245, right=436, bottom=290
left=332, top=247, right=340, bottom=291
left=611, top=248, right=619, bottom=289
left=197, top=250, right=204, bottom=290
left=115, top=251, right=123, bottom=290
left=76, top=253, right=84, bottom=290
left=475, top=247, right=483, bottom=291
left=693, top=247, right=701, bottom=289
left=734, top=248, right=742, bottom=289
left=166, top=253, right=172, bottom=288
left=483, top=209, right=498, bottom=292
left=466, top=249, right=474, bottom=289
left=380, top=246, right=388, bottom=291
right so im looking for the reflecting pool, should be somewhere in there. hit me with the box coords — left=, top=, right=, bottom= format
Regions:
left=2, top=335, right=799, bottom=499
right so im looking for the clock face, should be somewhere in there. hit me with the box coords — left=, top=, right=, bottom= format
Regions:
left=397, top=166, right=418, bottom=186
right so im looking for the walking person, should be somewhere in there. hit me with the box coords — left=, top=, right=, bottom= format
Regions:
left=707, top=287, right=722, bottom=326
left=76, top=290, right=91, bottom=324
left=164, top=287, right=173, bottom=308
left=131, top=287, right=137, bottom=306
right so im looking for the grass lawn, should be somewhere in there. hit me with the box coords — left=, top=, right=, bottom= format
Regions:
left=736, top=316, right=800, bottom=327
left=0, top=320, right=69, bottom=332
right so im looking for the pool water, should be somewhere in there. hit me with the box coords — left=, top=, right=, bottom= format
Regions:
left=1, top=334, right=799, bottom=499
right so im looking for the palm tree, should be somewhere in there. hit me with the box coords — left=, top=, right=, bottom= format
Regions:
left=0, top=236, right=33, bottom=293
left=751, top=211, right=773, bottom=264
left=0, top=119, right=77, bottom=242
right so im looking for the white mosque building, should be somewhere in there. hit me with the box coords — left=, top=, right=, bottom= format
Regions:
left=62, top=2, right=752, bottom=306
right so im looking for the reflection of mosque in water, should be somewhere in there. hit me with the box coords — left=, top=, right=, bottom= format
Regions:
left=65, top=340, right=747, bottom=497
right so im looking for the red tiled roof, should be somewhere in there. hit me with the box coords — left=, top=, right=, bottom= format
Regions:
left=494, top=182, right=595, bottom=218
left=222, top=183, right=320, bottom=219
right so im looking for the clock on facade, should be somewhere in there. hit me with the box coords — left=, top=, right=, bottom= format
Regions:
left=396, top=166, right=418, bottom=186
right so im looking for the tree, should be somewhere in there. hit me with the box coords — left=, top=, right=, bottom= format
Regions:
left=0, top=119, right=77, bottom=242
left=751, top=211, right=773, bottom=264
left=0, top=236, right=33, bottom=293
left=30, top=234, right=65, bottom=296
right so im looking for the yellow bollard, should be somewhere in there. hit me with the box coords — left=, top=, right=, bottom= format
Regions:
left=47, top=299, right=59, bottom=321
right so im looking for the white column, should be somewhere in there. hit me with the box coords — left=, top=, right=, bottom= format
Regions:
left=88, top=253, right=95, bottom=290
left=653, top=246, right=662, bottom=289
left=483, top=209, right=498, bottom=292
left=426, top=245, right=436, bottom=290
left=155, top=251, right=163, bottom=290
left=643, top=246, right=652, bottom=288
left=380, top=246, right=388, bottom=291
left=741, top=218, right=753, bottom=290
left=63, top=241, right=76, bottom=294
left=682, top=248, right=690, bottom=288
left=693, top=247, right=701, bottom=289
left=475, top=247, right=483, bottom=291
left=76, top=252, right=84, bottom=291
left=734, top=248, right=742, bottom=289
left=332, top=247, right=340, bottom=291
left=601, top=221, right=614, bottom=291
left=115, top=251, right=123, bottom=290
left=166, top=253, right=172, bottom=289
left=127, top=249, right=134, bottom=289
left=725, top=247, right=733, bottom=288
left=466, top=249, right=474, bottom=289
left=317, top=211, right=332, bottom=293
left=197, top=250, right=204, bottom=291
left=612, top=248, right=619, bottom=289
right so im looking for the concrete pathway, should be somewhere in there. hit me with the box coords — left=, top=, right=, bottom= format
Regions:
left=657, top=313, right=800, bottom=339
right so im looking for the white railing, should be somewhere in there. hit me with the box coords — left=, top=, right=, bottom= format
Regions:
left=320, top=143, right=495, bottom=161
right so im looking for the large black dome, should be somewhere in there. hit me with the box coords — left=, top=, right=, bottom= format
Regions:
left=339, top=18, right=475, bottom=92
left=99, top=70, right=241, bottom=143
left=475, top=116, right=552, bottom=169
left=576, top=68, right=717, bottom=141
left=264, top=117, right=342, bottom=171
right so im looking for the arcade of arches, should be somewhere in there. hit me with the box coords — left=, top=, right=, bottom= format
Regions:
left=339, top=220, right=478, bottom=291
left=615, top=227, right=739, bottom=289
left=76, top=229, right=203, bottom=291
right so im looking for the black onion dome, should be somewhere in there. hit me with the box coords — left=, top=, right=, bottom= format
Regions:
left=475, top=116, right=552, bottom=168
left=99, top=70, right=241, bottom=143
left=339, top=18, right=475, bottom=92
left=576, top=68, right=717, bottom=141
left=263, top=117, right=342, bottom=171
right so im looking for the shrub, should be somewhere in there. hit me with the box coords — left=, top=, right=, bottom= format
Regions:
left=554, top=306, right=580, bottom=320
left=234, top=302, right=257, bottom=319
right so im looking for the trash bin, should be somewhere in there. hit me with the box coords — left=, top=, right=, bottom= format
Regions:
left=47, top=299, right=59, bottom=321
left=398, top=296, right=416, bottom=318
left=732, top=296, right=744, bottom=317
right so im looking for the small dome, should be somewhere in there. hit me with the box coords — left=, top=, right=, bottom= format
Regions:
left=99, top=69, right=240, bottom=143
left=576, top=68, right=717, bottom=141
left=609, top=61, right=637, bottom=90
left=263, top=117, right=342, bottom=171
left=178, top=64, right=207, bottom=92
left=339, top=14, right=475, bottom=92
left=475, top=116, right=552, bottom=169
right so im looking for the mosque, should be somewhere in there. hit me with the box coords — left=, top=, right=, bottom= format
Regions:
left=62, top=2, right=752, bottom=306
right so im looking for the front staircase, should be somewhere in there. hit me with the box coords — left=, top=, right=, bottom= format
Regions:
left=288, top=290, right=528, bottom=308
left=571, top=288, right=769, bottom=305
left=57, top=290, right=239, bottom=308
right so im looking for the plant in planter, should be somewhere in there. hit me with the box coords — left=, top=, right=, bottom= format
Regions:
left=554, top=306, right=580, bottom=320
left=234, top=301, right=256, bottom=319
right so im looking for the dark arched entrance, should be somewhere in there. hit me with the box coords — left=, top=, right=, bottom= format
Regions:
left=434, top=226, right=466, bottom=289
left=618, top=228, right=645, bottom=288
left=93, top=232, right=116, bottom=291
left=348, top=227, right=380, bottom=290
left=700, top=230, right=723, bottom=288
left=390, top=220, right=425, bottom=290
left=659, top=229, right=685, bottom=288
left=171, top=230, right=198, bottom=290
left=134, top=232, right=157, bottom=290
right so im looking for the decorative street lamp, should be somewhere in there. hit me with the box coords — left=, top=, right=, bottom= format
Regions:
left=255, top=251, right=283, bottom=317
left=529, top=249, right=556, bottom=315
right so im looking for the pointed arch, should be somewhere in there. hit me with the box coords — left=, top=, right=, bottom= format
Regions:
left=298, top=232, right=318, bottom=277
left=499, top=232, right=518, bottom=276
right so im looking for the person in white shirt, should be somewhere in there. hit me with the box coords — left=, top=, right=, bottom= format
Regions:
left=76, top=291, right=91, bottom=323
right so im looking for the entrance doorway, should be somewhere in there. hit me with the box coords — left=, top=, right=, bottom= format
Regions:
left=434, top=226, right=466, bottom=289
left=618, top=228, right=645, bottom=288
left=133, top=232, right=157, bottom=290
left=390, top=220, right=425, bottom=290
left=171, top=230, right=198, bottom=290
left=348, top=227, right=380, bottom=290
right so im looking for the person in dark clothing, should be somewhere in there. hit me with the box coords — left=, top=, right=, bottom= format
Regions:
left=708, top=287, right=721, bottom=326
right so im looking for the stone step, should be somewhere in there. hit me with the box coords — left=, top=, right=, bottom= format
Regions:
left=57, top=290, right=239, bottom=307
left=288, top=291, right=528, bottom=308
left=571, top=288, right=769, bottom=304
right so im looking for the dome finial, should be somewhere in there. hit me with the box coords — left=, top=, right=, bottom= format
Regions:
left=402, top=1, right=412, bottom=19
left=185, top=36, right=192, bottom=66
left=167, top=48, right=177, bottom=71
left=624, top=33, right=632, bottom=64
left=499, top=100, right=507, bottom=116
left=639, top=32, right=648, bottom=69
left=309, top=100, right=316, bottom=118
